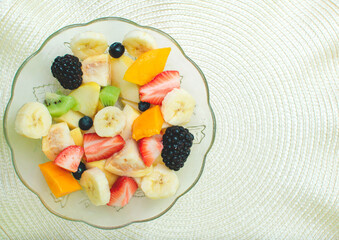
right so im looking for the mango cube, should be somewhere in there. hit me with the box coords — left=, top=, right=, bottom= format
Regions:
left=70, top=127, right=83, bottom=146
left=132, top=105, right=164, bottom=141
left=39, top=161, right=81, bottom=198
left=124, top=48, right=171, bottom=86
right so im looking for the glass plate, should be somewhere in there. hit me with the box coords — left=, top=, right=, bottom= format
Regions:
left=4, top=17, right=216, bottom=229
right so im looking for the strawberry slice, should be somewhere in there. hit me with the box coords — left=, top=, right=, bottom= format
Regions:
left=139, top=70, right=180, bottom=105
left=107, top=176, right=138, bottom=207
left=54, top=145, right=84, bottom=172
left=138, top=135, right=163, bottom=167
left=83, top=133, right=125, bottom=162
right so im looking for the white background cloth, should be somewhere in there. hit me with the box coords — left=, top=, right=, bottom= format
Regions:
left=0, top=0, right=338, bottom=239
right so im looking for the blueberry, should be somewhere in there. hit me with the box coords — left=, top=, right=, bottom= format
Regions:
left=72, top=162, right=86, bottom=180
left=138, top=101, right=150, bottom=112
left=109, top=42, right=125, bottom=58
left=79, top=116, right=93, bottom=130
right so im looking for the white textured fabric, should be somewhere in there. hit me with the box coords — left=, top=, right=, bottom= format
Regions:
left=0, top=0, right=338, bottom=239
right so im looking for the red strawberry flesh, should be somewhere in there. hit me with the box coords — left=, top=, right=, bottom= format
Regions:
left=83, top=133, right=125, bottom=162
left=138, top=135, right=163, bottom=167
left=54, top=145, right=84, bottom=172
left=139, top=70, right=180, bottom=105
left=107, top=176, right=138, bottom=207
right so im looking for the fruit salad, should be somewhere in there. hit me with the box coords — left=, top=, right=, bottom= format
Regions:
left=14, top=30, right=196, bottom=207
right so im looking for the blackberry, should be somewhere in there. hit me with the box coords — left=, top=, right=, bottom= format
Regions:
left=51, top=54, right=83, bottom=90
left=161, top=126, right=194, bottom=171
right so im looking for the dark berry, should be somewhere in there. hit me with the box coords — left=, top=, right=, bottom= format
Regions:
left=79, top=116, right=93, bottom=130
left=138, top=101, right=150, bottom=112
left=161, top=126, right=194, bottom=171
left=72, top=162, right=86, bottom=180
left=51, top=54, right=82, bottom=90
left=109, top=42, right=125, bottom=58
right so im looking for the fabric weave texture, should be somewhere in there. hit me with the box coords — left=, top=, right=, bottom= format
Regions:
left=0, top=0, right=338, bottom=239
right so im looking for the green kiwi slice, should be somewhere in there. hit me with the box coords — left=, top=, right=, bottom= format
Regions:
left=45, top=92, right=76, bottom=117
left=99, top=86, right=121, bottom=107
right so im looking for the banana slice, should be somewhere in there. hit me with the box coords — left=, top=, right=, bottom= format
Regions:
left=70, top=32, right=108, bottom=60
left=80, top=167, right=110, bottom=206
left=93, top=106, right=126, bottom=137
left=15, top=102, right=52, bottom=139
left=140, top=164, right=179, bottom=199
left=122, top=30, right=157, bottom=58
left=42, top=122, right=75, bottom=161
left=85, top=160, right=118, bottom=188
left=105, top=139, right=153, bottom=177
left=121, top=104, right=140, bottom=140
left=161, top=88, right=196, bottom=125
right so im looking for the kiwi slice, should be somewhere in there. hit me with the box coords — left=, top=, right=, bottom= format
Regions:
left=53, top=90, right=80, bottom=111
left=45, top=92, right=76, bottom=117
left=71, top=99, right=80, bottom=111
left=99, top=86, right=121, bottom=107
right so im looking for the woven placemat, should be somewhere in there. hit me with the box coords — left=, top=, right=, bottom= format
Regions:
left=1, top=0, right=338, bottom=239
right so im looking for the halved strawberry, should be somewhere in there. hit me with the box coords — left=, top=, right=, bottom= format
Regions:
left=138, top=135, right=163, bottom=167
left=107, top=176, right=138, bottom=207
left=139, top=70, right=180, bottom=105
left=54, top=145, right=84, bottom=172
left=83, top=133, right=125, bottom=162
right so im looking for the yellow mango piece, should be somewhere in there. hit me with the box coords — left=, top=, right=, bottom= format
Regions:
left=96, top=100, right=105, bottom=113
left=111, top=55, right=140, bottom=103
left=39, top=161, right=81, bottom=198
left=70, top=127, right=83, bottom=146
left=124, top=48, right=171, bottom=86
left=54, top=110, right=84, bottom=130
left=132, top=105, right=164, bottom=141
left=121, top=99, right=139, bottom=112
left=68, top=82, right=100, bottom=117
